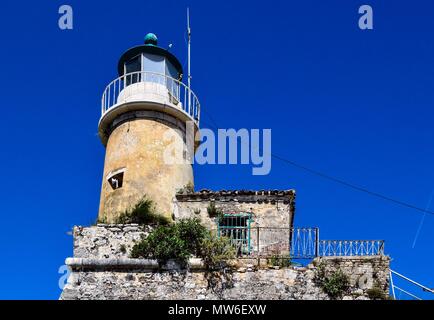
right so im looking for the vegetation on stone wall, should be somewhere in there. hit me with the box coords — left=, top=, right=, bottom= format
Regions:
left=315, top=262, right=350, bottom=299
left=207, top=202, right=224, bottom=222
left=200, top=234, right=236, bottom=270
left=130, top=218, right=235, bottom=268
left=114, top=196, right=171, bottom=225
left=95, top=216, right=108, bottom=224
left=177, top=182, right=195, bottom=194
left=366, top=282, right=389, bottom=300
left=119, top=244, right=127, bottom=254
left=267, top=254, right=292, bottom=268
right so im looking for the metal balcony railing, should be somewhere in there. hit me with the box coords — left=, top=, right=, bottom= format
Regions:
left=215, top=225, right=384, bottom=260
left=290, top=227, right=319, bottom=259
left=319, top=240, right=385, bottom=257
left=101, top=71, right=200, bottom=124
left=389, top=269, right=434, bottom=300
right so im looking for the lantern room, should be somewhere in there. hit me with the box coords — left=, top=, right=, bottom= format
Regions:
left=117, top=33, right=183, bottom=84
left=98, top=33, right=200, bottom=146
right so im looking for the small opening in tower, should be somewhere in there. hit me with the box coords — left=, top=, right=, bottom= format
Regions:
left=107, top=171, right=124, bottom=190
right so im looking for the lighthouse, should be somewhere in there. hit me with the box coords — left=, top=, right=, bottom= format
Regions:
left=97, top=33, right=200, bottom=223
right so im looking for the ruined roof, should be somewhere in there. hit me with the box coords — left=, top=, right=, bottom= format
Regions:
left=176, top=189, right=295, bottom=204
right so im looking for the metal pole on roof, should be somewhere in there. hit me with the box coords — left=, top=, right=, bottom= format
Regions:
left=187, top=8, right=192, bottom=113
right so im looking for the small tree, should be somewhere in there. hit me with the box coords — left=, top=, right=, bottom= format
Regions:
left=200, top=234, right=236, bottom=270
left=176, top=218, right=209, bottom=257
left=130, top=218, right=235, bottom=269
left=130, top=223, right=192, bottom=265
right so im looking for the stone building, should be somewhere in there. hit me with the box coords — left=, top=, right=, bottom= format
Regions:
left=175, top=190, right=295, bottom=257
left=61, top=33, right=390, bottom=300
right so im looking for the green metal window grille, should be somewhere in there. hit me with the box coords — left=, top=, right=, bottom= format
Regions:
left=217, top=213, right=252, bottom=256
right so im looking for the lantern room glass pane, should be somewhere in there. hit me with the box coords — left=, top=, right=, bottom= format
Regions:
left=165, top=60, right=180, bottom=100
left=165, top=60, right=178, bottom=79
left=143, top=53, right=165, bottom=75
left=125, top=55, right=141, bottom=85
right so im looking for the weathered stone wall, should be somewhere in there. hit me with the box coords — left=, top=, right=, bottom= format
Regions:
left=73, top=224, right=153, bottom=259
left=314, top=256, right=390, bottom=296
left=61, top=224, right=390, bottom=300
left=61, top=256, right=389, bottom=300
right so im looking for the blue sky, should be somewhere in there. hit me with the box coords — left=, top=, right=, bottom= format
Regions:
left=0, top=0, right=433, bottom=299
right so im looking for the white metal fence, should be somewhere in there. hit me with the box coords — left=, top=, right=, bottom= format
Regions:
left=319, top=240, right=385, bottom=257
left=101, top=71, right=200, bottom=123
left=390, top=269, right=434, bottom=300
left=216, top=226, right=384, bottom=259
left=290, top=227, right=319, bottom=259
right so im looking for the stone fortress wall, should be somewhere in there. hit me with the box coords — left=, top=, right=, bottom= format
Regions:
left=61, top=221, right=390, bottom=300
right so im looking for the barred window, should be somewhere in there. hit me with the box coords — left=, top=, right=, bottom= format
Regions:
left=217, top=213, right=252, bottom=256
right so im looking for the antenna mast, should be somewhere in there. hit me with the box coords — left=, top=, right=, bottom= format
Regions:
left=187, top=8, right=192, bottom=113
left=187, top=7, right=191, bottom=89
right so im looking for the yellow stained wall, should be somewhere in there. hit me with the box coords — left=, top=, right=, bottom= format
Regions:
left=98, top=117, right=193, bottom=223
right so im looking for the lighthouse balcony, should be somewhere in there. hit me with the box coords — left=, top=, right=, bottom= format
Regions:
left=100, top=71, right=200, bottom=135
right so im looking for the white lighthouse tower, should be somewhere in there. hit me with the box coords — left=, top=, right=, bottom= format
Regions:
left=97, top=33, right=200, bottom=223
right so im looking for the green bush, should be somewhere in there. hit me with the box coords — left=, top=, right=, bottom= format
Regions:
left=175, top=218, right=209, bottom=256
left=367, top=285, right=388, bottom=300
left=200, top=235, right=236, bottom=270
left=115, top=196, right=171, bottom=225
left=323, top=270, right=350, bottom=299
left=207, top=202, right=221, bottom=216
left=95, top=216, right=108, bottom=224
left=131, top=223, right=191, bottom=265
left=119, top=244, right=127, bottom=254
left=130, top=218, right=235, bottom=268
left=267, top=254, right=292, bottom=268
left=315, top=263, right=350, bottom=299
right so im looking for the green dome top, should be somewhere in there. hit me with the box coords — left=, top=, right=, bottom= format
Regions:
left=144, top=33, right=158, bottom=46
